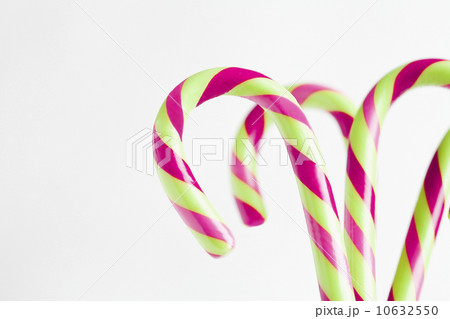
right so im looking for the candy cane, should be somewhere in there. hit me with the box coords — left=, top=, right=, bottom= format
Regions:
left=345, top=59, right=450, bottom=300
left=389, top=130, right=450, bottom=300
left=153, top=68, right=355, bottom=300
left=231, top=84, right=356, bottom=226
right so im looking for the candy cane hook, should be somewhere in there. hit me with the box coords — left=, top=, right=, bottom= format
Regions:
left=231, top=84, right=356, bottom=227
left=345, top=59, right=450, bottom=300
left=153, top=68, right=355, bottom=300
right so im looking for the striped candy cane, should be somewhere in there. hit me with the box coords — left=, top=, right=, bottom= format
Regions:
left=345, top=59, right=450, bottom=300
left=389, top=130, right=450, bottom=300
left=231, top=84, right=356, bottom=226
left=153, top=68, right=355, bottom=300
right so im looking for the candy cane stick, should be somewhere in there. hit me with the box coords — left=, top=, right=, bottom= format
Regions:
left=389, top=130, right=450, bottom=300
left=231, top=84, right=356, bottom=226
left=153, top=68, right=355, bottom=300
left=345, top=59, right=450, bottom=300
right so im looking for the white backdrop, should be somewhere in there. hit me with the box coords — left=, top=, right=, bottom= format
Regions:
left=0, top=0, right=449, bottom=300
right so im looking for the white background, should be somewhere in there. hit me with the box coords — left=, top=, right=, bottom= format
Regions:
left=0, top=0, right=449, bottom=301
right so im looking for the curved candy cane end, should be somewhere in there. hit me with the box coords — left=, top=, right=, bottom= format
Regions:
left=199, top=234, right=235, bottom=259
left=183, top=215, right=236, bottom=258
left=234, top=199, right=267, bottom=227
left=206, top=241, right=235, bottom=258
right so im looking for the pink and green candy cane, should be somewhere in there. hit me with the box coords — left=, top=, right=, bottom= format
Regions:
left=345, top=59, right=450, bottom=300
left=389, top=131, right=450, bottom=300
left=231, top=84, right=356, bottom=227
left=153, top=68, right=355, bottom=300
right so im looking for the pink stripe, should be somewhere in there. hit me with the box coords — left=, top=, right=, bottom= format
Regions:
left=354, top=288, right=364, bottom=301
left=153, top=130, right=203, bottom=192
left=304, top=208, right=351, bottom=287
left=344, top=206, right=376, bottom=279
left=286, top=143, right=339, bottom=219
left=387, top=287, right=394, bottom=301
left=304, top=210, right=340, bottom=269
left=360, top=59, right=441, bottom=148
left=245, top=95, right=313, bottom=130
left=244, top=105, right=265, bottom=147
left=404, top=220, right=425, bottom=298
left=346, top=146, right=376, bottom=221
left=172, top=202, right=234, bottom=246
left=391, top=59, right=443, bottom=103
left=165, top=81, right=185, bottom=138
left=423, top=153, right=446, bottom=237
left=290, top=84, right=330, bottom=104
left=234, top=197, right=265, bottom=226
left=330, top=111, right=353, bottom=139
left=362, top=86, right=381, bottom=147
left=291, top=84, right=354, bottom=138
left=318, top=284, right=330, bottom=301
left=230, top=152, right=261, bottom=196
left=197, top=68, right=268, bottom=106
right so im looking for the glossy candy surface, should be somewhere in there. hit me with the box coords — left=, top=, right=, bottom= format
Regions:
left=345, top=59, right=450, bottom=300
left=153, top=68, right=354, bottom=300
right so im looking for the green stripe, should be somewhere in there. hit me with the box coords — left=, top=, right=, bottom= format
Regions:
left=231, top=174, right=266, bottom=219
left=392, top=247, right=416, bottom=300
left=343, top=232, right=376, bottom=300
left=412, top=189, right=434, bottom=271
left=154, top=102, right=186, bottom=159
left=373, top=66, right=402, bottom=125
left=226, top=77, right=298, bottom=105
left=310, top=242, right=355, bottom=300
left=301, top=90, right=356, bottom=116
left=296, top=180, right=344, bottom=249
left=180, top=67, right=225, bottom=112
left=348, top=111, right=378, bottom=182
left=157, top=167, right=225, bottom=223
left=190, top=229, right=233, bottom=256
left=234, top=125, right=259, bottom=177
left=413, top=61, right=450, bottom=87
left=344, top=176, right=376, bottom=249
left=437, top=131, right=450, bottom=210
left=268, top=112, right=324, bottom=170
left=270, top=111, right=314, bottom=141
